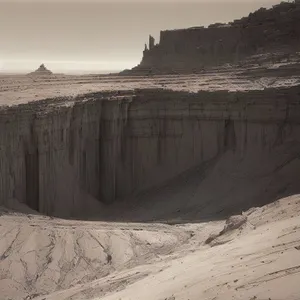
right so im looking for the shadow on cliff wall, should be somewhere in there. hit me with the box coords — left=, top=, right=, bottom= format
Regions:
left=9, top=121, right=300, bottom=224
left=2, top=87, right=300, bottom=224
left=4, top=147, right=300, bottom=225
left=87, top=145, right=300, bottom=224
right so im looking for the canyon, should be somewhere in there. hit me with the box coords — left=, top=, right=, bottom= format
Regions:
left=1, top=1, right=300, bottom=299
left=1, top=66, right=300, bottom=299
left=1, top=73, right=300, bottom=219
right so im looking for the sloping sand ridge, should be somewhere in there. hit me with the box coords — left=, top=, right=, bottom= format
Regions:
left=1, top=195, right=300, bottom=300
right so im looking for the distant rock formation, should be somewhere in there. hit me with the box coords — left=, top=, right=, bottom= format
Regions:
left=149, top=35, right=155, bottom=50
left=29, top=64, right=53, bottom=76
left=126, top=1, right=300, bottom=74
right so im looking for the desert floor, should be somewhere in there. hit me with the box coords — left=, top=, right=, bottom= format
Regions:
left=1, top=195, right=300, bottom=300
left=1, top=63, right=300, bottom=106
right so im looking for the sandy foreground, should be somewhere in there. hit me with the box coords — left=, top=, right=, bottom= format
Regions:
left=1, top=195, right=300, bottom=300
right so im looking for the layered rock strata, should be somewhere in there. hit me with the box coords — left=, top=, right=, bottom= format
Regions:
left=128, top=1, right=300, bottom=74
left=1, top=87, right=300, bottom=217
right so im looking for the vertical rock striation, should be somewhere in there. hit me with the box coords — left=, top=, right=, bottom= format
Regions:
left=127, top=1, right=300, bottom=74
left=1, top=87, right=300, bottom=217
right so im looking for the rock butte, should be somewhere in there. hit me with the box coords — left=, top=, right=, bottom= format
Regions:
left=29, top=64, right=53, bottom=76
left=1, top=2, right=300, bottom=300
left=124, top=1, right=300, bottom=75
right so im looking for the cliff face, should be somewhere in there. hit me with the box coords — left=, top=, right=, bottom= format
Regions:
left=130, top=1, right=300, bottom=74
left=1, top=87, right=300, bottom=218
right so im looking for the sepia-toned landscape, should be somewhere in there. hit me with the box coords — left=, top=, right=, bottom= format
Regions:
left=1, top=1, right=300, bottom=299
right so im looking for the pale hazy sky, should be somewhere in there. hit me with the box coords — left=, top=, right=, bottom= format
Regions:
left=0, top=0, right=281, bottom=73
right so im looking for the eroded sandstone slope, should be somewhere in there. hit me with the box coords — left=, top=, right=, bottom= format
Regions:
left=1, top=193, right=300, bottom=300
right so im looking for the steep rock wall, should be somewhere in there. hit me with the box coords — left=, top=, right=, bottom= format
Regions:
left=130, top=1, right=300, bottom=74
left=1, top=87, right=300, bottom=217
